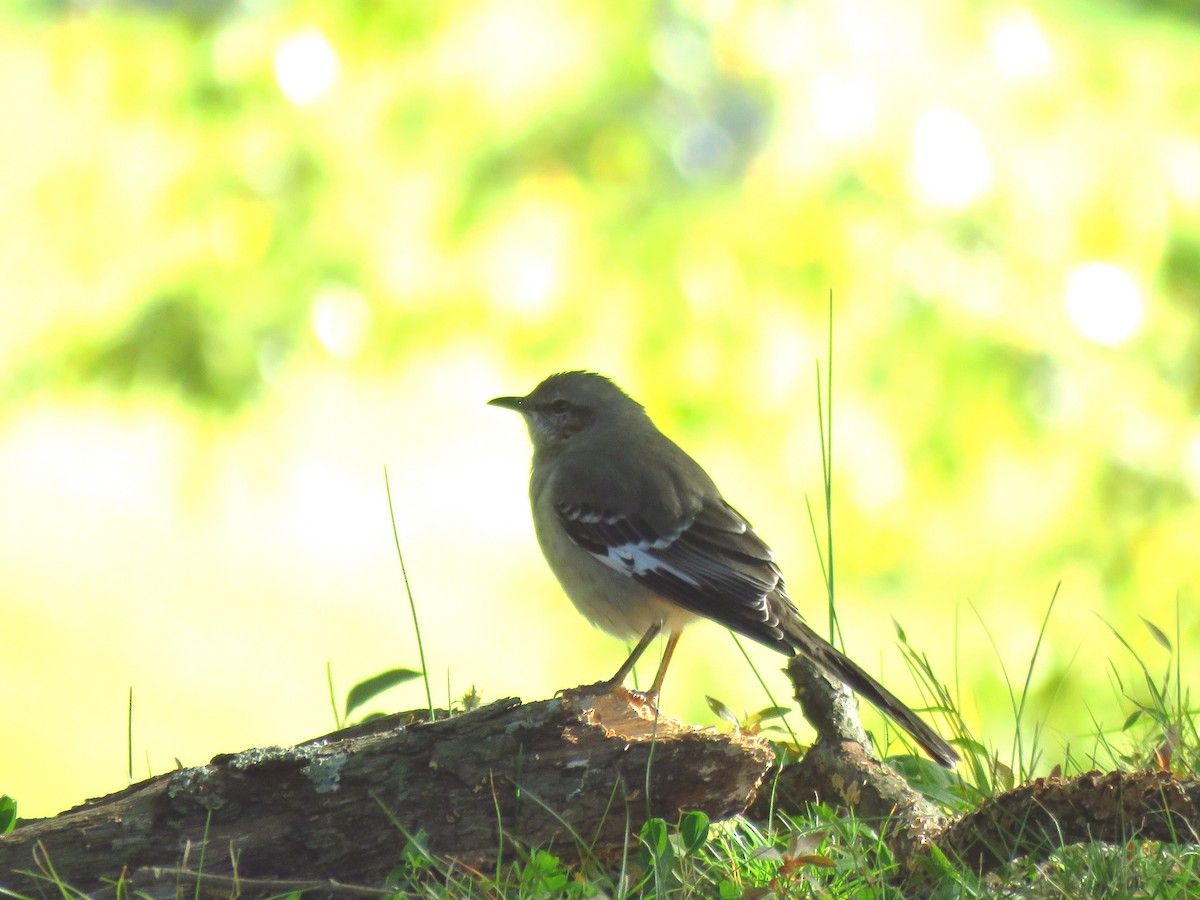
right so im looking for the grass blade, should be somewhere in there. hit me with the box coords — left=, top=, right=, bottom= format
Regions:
left=383, top=465, right=434, bottom=720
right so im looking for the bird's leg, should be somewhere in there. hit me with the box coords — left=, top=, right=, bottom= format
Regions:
left=604, top=622, right=662, bottom=689
left=647, top=629, right=682, bottom=702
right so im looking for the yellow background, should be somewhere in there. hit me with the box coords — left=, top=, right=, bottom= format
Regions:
left=3, top=0, right=1199, bottom=818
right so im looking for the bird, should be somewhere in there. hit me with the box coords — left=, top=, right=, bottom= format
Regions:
left=489, top=370, right=958, bottom=768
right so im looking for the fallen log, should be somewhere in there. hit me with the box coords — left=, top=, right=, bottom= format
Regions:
left=0, top=685, right=774, bottom=896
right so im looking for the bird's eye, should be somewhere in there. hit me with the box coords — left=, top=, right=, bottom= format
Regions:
left=550, top=398, right=570, bottom=415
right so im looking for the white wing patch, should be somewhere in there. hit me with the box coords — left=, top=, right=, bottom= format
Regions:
left=562, top=504, right=609, bottom=524
left=558, top=504, right=704, bottom=588
left=598, top=540, right=702, bottom=587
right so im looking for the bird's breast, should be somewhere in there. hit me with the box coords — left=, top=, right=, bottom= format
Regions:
left=530, top=488, right=695, bottom=640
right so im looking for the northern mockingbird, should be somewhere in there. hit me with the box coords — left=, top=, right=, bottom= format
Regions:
left=490, top=370, right=957, bottom=768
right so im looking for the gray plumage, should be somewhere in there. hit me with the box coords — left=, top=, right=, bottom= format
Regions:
left=490, top=370, right=957, bottom=768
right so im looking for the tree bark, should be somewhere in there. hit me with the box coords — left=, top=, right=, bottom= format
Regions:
left=0, top=685, right=773, bottom=897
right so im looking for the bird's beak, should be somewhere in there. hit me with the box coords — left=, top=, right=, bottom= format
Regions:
left=487, top=395, right=526, bottom=412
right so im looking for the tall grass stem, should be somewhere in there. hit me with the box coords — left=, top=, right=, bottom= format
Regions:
left=384, top=465, right=435, bottom=719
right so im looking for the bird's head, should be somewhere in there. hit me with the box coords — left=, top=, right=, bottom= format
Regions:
left=489, top=370, right=643, bottom=459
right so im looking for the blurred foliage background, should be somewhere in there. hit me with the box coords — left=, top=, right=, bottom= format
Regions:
left=3, top=0, right=1199, bottom=818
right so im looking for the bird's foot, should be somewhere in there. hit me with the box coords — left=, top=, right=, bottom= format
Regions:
left=558, top=680, right=661, bottom=714
left=605, top=681, right=661, bottom=714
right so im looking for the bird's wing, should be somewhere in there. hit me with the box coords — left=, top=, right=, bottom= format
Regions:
left=555, top=482, right=959, bottom=766
left=555, top=497, right=790, bottom=645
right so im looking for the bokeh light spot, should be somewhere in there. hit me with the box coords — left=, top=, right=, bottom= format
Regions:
left=310, top=285, right=371, bottom=360
left=273, top=29, right=338, bottom=107
left=1064, top=262, right=1144, bottom=346
left=911, top=106, right=994, bottom=209
left=986, top=7, right=1053, bottom=80
left=481, top=198, right=573, bottom=315
left=811, top=72, right=878, bottom=145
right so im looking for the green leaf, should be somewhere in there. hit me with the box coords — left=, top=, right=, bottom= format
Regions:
left=705, top=695, right=740, bottom=727
left=746, top=706, right=791, bottom=729
left=345, top=668, right=422, bottom=720
left=1122, top=709, right=1143, bottom=731
left=679, top=810, right=710, bottom=855
left=0, top=795, right=16, bottom=834
left=892, top=617, right=908, bottom=643
left=396, top=828, right=430, bottom=875
left=1140, top=617, right=1172, bottom=652
left=994, top=758, right=1015, bottom=790
left=926, top=843, right=953, bottom=868
left=522, top=849, right=567, bottom=891
left=954, top=737, right=988, bottom=757
left=759, top=705, right=792, bottom=720
left=638, top=817, right=673, bottom=870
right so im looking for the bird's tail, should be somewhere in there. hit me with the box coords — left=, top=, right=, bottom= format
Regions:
left=783, top=618, right=959, bottom=768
